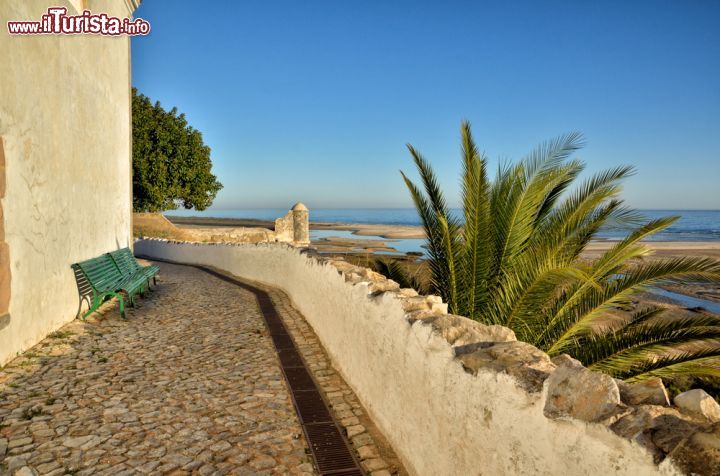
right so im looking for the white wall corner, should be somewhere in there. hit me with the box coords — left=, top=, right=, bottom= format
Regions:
left=124, top=0, right=141, bottom=16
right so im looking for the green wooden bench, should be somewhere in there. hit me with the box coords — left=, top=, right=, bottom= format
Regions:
left=72, top=253, right=150, bottom=319
left=109, top=247, right=159, bottom=288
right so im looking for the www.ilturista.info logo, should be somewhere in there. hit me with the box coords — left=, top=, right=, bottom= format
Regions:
left=7, top=7, right=150, bottom=36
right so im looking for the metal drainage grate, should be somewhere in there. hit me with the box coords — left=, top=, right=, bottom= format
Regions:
left=305, top=423, right=365, bottom=475
left=176, top=263, right=366, bottom=476
left=292, top=390, right=334, bottom=424
left=271, top=333, right=296, bottom=349
left=277, top=348, right=305, bottom=368
left=284, top=366, right=318, bottom=391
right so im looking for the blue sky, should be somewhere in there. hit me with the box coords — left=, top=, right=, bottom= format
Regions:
left=132, top=0, right=720, bottom=210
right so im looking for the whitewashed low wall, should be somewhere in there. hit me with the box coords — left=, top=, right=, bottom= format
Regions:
left=134, top=240, right=692, bottom=476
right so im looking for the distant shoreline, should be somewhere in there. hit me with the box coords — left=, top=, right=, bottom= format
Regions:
left=166, top=215, right=720, bottom=258
left=166, top=215, right=425, bottom=239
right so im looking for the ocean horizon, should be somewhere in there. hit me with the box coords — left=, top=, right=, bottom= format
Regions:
left=166, top=208, right=720, bottom=242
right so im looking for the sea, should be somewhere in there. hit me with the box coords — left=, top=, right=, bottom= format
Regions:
left=167, top=208, right=720, bottom=242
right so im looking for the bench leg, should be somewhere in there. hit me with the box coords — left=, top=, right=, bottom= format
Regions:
left=81, top=295, right=103, bottom=320
left=117, top=294, right=127, bottom=319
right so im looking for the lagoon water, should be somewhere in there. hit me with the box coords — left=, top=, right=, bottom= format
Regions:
left=167, top=207, right=720, bottom=311
left=168, top=208, right=720, bottom=242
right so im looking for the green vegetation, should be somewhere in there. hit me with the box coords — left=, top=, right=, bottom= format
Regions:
left=373, top=259, right=425, bottom=292
left=49, top=330, right=74, bottom=339
left=399, top=121, right=720, bottom=382
left=132, top=88, right=223, bottom=212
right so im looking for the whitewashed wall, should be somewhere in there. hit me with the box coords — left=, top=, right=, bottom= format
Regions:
left=0, top=0, right=137, bottom=365
left=134, top=240, right=683, bottom=476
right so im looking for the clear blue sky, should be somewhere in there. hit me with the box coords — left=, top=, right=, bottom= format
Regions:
left=132, top=0, right=720, bottom=210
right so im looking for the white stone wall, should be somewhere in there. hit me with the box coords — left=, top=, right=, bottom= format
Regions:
left=134, top=240, right=693, bottom=476
left=0, top=1, right=136, bottom=365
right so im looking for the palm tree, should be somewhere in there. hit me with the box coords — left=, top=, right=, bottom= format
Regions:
left=400, top=121, right=720, bottom=382
left=372, top=258, right=428, bottom=294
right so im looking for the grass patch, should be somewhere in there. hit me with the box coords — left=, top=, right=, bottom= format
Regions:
left=49, top=331, right=74, bottom=340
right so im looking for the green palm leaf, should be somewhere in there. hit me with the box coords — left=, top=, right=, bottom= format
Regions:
left=401, top=121, right=720, bottom=384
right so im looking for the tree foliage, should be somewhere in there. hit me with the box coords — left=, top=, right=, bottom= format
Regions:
left=132, top=88, right=222, bottom=212
left=400, top=121, right=720, bottom=382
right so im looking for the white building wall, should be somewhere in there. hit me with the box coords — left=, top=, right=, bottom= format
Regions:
left=0, top=0, right=137, bottom=365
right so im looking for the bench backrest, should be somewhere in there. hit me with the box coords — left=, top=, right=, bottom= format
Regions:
left=109, top=248, right=139, bottom=276
left=75, top=255, right=123, bottom=291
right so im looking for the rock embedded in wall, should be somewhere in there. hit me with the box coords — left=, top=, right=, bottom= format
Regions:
left=455, top=341, right=555, bottom=392
left=667, top=423, right=720, bottom=475
left=618, top=378, right=671, bottom=406
left=544, top=359, right=622, bottom=422
left=674, top=389, right=720, bottom=422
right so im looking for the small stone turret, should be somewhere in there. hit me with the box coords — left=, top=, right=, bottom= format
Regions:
left=291, top=202, right=310, bottom=245
left=274, top=202, right=310, bottom=246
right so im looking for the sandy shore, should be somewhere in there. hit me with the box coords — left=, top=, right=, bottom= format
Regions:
left=167, top=215, right=720, bottom=259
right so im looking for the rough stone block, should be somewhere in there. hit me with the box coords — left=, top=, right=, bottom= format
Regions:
left=405, top=309, right=443, bottom=324
left=359, top=268, right=388, bottom=283
left=396, top=288, right=418, bottom=298
left=674, top=389, right=720, bottom=422
left=610, top=405, right=682, bottom=439
left=550, top=354, right=582, bottom=368
left=368, top=279, right=400, bottom=295
left=330, top=260, right=361, bottom=274
left=667, top=422, right=720, bottom=476
left=400, top=296, right=430, bottom=312
left=426, top=314, right=516, bottom=347
left=455, top=341, right=555, bottom=392
left=618, top=378, right=670, bottom=406
left=544, top=361, right=621, bottom=422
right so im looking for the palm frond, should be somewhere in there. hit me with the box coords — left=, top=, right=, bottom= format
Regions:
left=372, top=259, right=425, bottom=292
left=402, top=122, right=720, bottom=383
left=459, top=120, right=491, bottom=318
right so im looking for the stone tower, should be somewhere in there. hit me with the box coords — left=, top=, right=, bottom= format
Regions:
left=291, top=202, right=310, bottom=246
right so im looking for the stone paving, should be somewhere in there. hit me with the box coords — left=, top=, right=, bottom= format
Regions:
left=0, top=262, right=403, bottom=475
left=246, top=278, right=404, bottom=476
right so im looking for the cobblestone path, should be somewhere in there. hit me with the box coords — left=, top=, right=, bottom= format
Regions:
left=0, top=262, right=403, bottom=476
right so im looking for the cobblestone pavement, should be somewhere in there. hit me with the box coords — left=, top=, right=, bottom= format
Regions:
left=0, top=262, right=403, bottom=476
left=243, top=279, right=405, bottom=476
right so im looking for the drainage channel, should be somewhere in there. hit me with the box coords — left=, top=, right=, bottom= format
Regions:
left=139, top=258, right=365, bottom=476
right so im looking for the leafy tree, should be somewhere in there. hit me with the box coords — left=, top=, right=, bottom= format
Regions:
left=132, top=88, right=222, bottom=212
left=400, top=121, right=720, bottom=382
